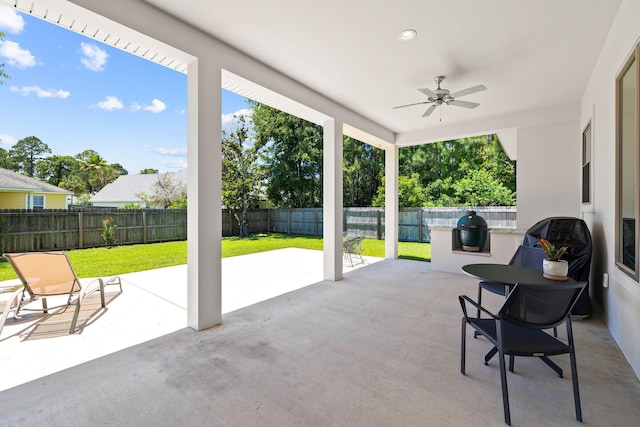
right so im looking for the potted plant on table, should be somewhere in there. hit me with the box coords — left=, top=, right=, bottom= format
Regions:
left=539, top=238, right=569, bottom=280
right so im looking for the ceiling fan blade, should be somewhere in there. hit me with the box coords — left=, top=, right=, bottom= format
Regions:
left=392, top=101, right=430, bottom=109
left=422, top=104, right=438, bottom=117
left=449, top=100, right=480, bottom=109
left=418, top=88, right=437, bottom=98
left=449, top=84, right=487, bottom=98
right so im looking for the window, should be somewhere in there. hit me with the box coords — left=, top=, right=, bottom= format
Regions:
left=616, top=43, right=639, bottom=280
left=32, top=195, right=45, bottom=210
left=582, top=120, right=592, bottom=204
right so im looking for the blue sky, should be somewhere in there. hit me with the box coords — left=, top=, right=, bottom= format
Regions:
left=0, top=4, right=250, bottom=174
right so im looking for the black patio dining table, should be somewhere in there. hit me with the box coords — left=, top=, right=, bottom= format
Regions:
left=462, top=263, right=577, bottom=286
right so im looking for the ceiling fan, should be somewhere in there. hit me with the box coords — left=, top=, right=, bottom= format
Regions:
left=393, top=76, right=487, bottom=117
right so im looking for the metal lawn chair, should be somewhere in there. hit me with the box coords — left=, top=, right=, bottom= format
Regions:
left=343, top=236, right=365, bottom=267
left=2, top=251, right=122, bottom=334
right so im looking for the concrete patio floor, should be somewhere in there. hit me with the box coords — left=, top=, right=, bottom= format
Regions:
left=0, top=248, right=379, bottom=391
left=0, top=249, right=639, bottom=426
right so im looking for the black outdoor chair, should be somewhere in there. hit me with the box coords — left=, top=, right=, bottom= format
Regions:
left=459, top=281, right=587, bottom=426
left=477, top=245, right=547, bottom=308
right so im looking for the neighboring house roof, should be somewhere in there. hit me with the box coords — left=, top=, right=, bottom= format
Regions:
left=90, top=170, right=187, bottom=204
left=0, top=167, right=73, bottom=194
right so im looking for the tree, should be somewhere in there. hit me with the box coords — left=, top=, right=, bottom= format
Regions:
left=251, top=101, right=323, bottom=208
left=36, top=155, right=81, bottom=186
left=0, top=147, right=16, bottom=170
left=140, top=168, right=159, bottom=174
left=375, top=135, right=516, bottom=207
left=222, top=115, right=266, bottom=237
left=75, top=150, right=127, bottom=193
left=0, top=32, right=9, bottom=84
left=452, top=169, right=515, bottom=206
left=59, top=174, right=89, bottom=196
left=137, top=172, right=187, bottom=208
left=9, top=136, right=52, bottom=177
left=372, top=174, right=428, bottom=208
left=343, top=136, right=383, bottom=207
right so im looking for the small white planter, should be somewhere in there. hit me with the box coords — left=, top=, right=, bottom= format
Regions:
left=543, top=259, right=569, bottom=280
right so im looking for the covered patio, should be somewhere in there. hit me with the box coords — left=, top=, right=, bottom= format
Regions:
left=1, top=254, right=639, bottom=425
left=1, top=0, right=640, bottom=423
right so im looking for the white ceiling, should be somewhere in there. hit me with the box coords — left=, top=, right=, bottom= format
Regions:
left=145, top=0, right=622, bottom=135
left=2, top=0, right=623, bottom=139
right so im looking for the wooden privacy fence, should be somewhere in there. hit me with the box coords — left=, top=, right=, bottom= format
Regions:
left=0, top=209, right=187, bottom=252
left=0, top=206, right=516, bottom=252
left=345, top=206, right=517, bottom=242
left=225, top=207, right=516, bottom=242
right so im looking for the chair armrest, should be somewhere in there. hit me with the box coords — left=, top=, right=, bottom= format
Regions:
left=458, top=295, right=497, bottom=320
left=77, top=278, right=105, bottom=305
left=103, top=275, right=122, bottom=292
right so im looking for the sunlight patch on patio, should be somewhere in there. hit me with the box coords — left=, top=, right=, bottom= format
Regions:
left=0, top=248, right=381, bottom=391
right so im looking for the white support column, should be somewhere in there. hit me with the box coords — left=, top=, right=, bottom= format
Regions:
left=323, top=118, right=344, bottom=281
left=187, top=58, right=222, bottom=330
left=385, top=146, right=399, bottom=259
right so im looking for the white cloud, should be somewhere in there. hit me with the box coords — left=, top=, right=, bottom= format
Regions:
left=0, top=40, right=35, bottom=68
left=155, top=147, right=187, bottom=156
left=162, top=158, right=188, bottom=169
left=0, top=5, right=25, bottom=34
left=80, top=42, right=108, bottom=71
left=132, top=98, right=167, bottom=113
left=221, top=108, right=252, bottom=125
left=96, top=96, right=123, bottom=111
left=10, top=85, right=70, bottom=99
left=0, top=133, right=17, bottom=146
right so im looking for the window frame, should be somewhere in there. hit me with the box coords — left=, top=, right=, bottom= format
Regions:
left=581, top=119, right=592, bottom=206
left=32, top=195, right=45, bottom=210
left=615, top=43, right=640, bottom=281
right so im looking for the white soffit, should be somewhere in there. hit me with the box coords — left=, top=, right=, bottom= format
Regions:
left=1, top=0, right=192, bottom=72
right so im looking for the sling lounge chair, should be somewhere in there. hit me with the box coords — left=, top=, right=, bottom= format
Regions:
left=0, top=285, right=25, bottom=337
left=3, top=251, right=121, bottom=334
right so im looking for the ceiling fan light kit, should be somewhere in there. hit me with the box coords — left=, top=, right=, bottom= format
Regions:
left=393, top=75, right=487, bottom=118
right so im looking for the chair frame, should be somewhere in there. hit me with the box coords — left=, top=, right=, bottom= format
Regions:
left=460, top=282, right=586, bottom=425
left=343, top=236, right=365, bottom=267
left=0, top=286, right=25, bottom=336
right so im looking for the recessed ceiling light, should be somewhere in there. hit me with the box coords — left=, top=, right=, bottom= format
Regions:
left=398, top=29, right=417, bottom=41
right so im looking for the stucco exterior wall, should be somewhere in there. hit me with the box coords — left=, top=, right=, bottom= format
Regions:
left=581, top=0, right=640, bottom=378
left=516, top=120, right=582, bottom=230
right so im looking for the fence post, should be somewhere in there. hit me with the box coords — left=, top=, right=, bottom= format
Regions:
left=314, top=208, right=318, bottom=236
left=267, top=209, right=271, bottom=233
left=343, top=208, right=347, bottom=234
left=78, top=211, right=84, bottom=249
left=288, top=209, right=291, bottom=234
left=418, top=208, right=423, bottom=243
left=143, top=210, right=147, bottom=244
left=376, top=210, right=382, bottom=240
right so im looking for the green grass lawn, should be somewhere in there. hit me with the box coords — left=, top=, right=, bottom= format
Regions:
left=0, top=233, right=430, bottom=282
